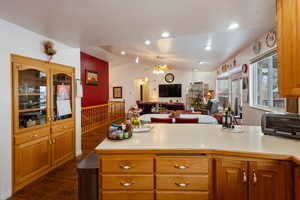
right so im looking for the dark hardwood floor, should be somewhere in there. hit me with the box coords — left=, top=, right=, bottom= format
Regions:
left=9, top=126, right=108, bottom=200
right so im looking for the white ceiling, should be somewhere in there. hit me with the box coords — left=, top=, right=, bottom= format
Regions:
left=0, top=0, right=276, bottom=71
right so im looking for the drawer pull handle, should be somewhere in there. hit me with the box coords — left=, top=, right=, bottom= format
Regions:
left=175, top=182, right=190, bottom=188
left=120, top=165, right=133, bottom=170
left=242, top=170, right=247, bottom=183
left=253, top=170, right=257, bottom=184
left=30, top=134, right=38, bottom=138
left=174, top=165, right=189, bottom=169
left=120, top=181, right=135, bottom=187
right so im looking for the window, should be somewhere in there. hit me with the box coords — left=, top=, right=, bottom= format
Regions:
left=216, top=78, right=229, bottom=108
left=231, top=78, right=242, bottom=115
left=252, top=53, right=285, bottom=111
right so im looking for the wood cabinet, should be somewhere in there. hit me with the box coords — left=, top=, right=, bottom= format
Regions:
left=51, top=128, right=75, bottom=167
left=215, top=158, right=248, bottom=200
left=12, top=54, right=75, bottom=192
left=100, top=155, right=154, bottom=200
left=100, top=154, right=211, bottom=200
left=98, top=152, right=295, bottom=200
left=277, top=0, right=300, bottom=97
left=102, top=191, right=154, bottom=200
left=295, top=167, right=300, bottom=200
left=14, top=135, right=51, bottom=187
left=215, top=157, right=292, bottom=200
left=249, top=160, right=284, bottom=200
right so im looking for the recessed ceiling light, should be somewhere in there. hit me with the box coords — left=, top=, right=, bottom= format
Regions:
left=228, top=23, right=239, bottom=30
left=205, top=45, right=212, bottom=51
left=145, top=40, right=151, bottom=45
left=121, top=51, right=126, bottom=55
left=161, top=32, right=170, bottom=38
left=199, top=61, right=208, bottom=65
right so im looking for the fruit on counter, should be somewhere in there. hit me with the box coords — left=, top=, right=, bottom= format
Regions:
left=131, top=117, right=141, bottom=126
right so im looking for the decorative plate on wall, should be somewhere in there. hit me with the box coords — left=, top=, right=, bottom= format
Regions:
left=165, top=73, right=175, bottom=83
left=242, top=64, right=248, bottom=73
left=266, top=30, right=277, bottom=48
left=252, top=40, right=261, bottom=54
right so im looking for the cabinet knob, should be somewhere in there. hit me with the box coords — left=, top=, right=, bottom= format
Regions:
left=120, top=181, right=135, bottom=187
left=242, top=170, right=247, bottom=183
left=120, top=165, right=133, bottom=170
left=175, top=182, right=190, bottom=188
left=174, top=164, right=189, bottom=169
left=253, top=170, right=257, bottom=184
left=30, top=134, right=38, bottom=138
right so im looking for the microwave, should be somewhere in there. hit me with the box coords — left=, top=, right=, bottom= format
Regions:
left=261, top=113, right=300, bottom=140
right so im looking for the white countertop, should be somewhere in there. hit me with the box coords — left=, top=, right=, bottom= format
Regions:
left=139, top=114, right=218, bottom=124
left=95, top=124, right=300, bottom=163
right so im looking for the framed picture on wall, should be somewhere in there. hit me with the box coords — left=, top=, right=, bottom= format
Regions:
left=113, top=87, right=122, bottom=98
left=86, top=70, right=99, bottom=85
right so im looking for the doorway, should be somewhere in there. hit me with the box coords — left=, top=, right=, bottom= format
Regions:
left=134, top=78, right=149, bottom=102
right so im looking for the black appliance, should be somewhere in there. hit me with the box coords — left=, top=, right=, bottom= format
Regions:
left=159, top=84, right=182, bottom=97
left=261, top=113, right=300, bottom=140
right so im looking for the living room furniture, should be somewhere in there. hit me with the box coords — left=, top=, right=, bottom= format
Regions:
left=150, top=117, right=173, bottom=123
left=77, top=152, right=99, bottom=200
left=139, top=114, right=218, bottom=124
left=137, top=102, right=185, bottom=115
left=12, top=54, right=75, bottom=192
left=175, top=118, right=198, bottom=123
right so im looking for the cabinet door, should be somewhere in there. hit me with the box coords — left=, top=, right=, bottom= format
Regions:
left=215, top=158, right=248, bottom=200
left=249, top=160, right=286, bottom=200
left=13, top=62, right=51, bottom=133
left=51, top=129, right=75, bottom=166
left=51, top=65, right=75, bottom=123
left=14, top=136, right=51, bottom=186
left=277, top=0, right=300, bottom=97
left=295, top=167, right=300, bottom=200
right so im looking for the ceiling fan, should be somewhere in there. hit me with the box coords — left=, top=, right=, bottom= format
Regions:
left=152, top=56, right=172, bottom=74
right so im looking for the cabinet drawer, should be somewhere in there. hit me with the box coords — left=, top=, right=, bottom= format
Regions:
left=156, top=157, right=209, bottom=174
left=102, top=175, right=153, bottom=190
left=102, top=191, right=154, bottom=200
left=156, top=175, right=208, bottom=191
left=52, top=121, right=74, bottom=133
left=14, top=127, right=50, bottom=145
left=101, top=156, right=153, bottom=174
left=156, top=191, right=208, bottom=200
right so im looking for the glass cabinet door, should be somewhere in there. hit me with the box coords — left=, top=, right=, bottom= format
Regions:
left=52, top=73, right=73, bottom=121
left=17, top=66, right=49, bottom=129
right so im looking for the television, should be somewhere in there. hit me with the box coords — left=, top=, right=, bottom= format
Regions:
left=159, top=84, right=182, bottom=97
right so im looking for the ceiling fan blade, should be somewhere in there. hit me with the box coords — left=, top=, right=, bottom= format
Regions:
left=161, top=65, right=172, bottom=70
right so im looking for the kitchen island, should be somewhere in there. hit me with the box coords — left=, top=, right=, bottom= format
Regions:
left=95, top=124, right=300, bottom=200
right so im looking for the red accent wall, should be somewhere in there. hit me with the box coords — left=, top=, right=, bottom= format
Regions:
left=81, top=52, right=109, bottom=107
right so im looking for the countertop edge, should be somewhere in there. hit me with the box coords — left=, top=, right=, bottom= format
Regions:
left=95, top=148, right=300, bottom=165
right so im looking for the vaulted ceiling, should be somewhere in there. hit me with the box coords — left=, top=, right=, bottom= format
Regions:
left=0, top=0, right=276, bottom=71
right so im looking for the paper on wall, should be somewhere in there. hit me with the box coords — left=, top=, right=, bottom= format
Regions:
left=57, top=100, right=71, bottom=117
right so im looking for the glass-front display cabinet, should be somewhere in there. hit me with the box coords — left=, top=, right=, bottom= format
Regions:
left=14, top=64, right=51, bottom=132
left=12, top=54, right=75, bottom=193
left=51, top=66, right=75, bottom=124
left=52, top=73, right=73, bottom=121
